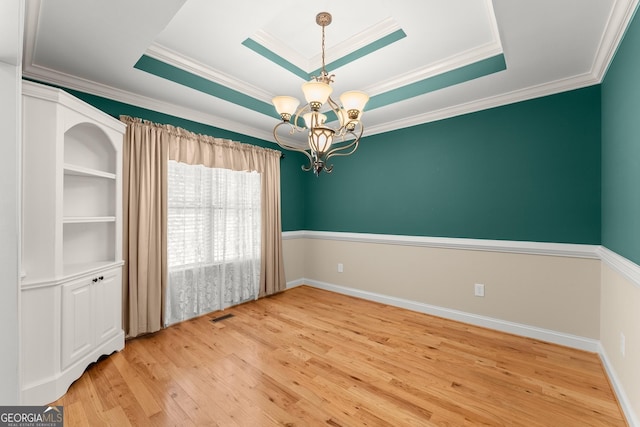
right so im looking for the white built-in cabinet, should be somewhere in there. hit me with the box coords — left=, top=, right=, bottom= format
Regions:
left=20, top=81, right=126, bottom=404
left=60, top=268, right=121, bottom=370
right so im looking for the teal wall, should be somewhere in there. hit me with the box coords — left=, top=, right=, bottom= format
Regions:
left=304, top=86, right=602, bottom=244
left=44, top=79, right=603, bottom=245
left=60, top=90, right=306, bottom=232
left=602, top=9, right=640, bottom=265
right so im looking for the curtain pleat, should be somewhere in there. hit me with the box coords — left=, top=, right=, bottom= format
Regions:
left=120, top=116, right=285, bottom=337
left=260, top=159, right=286, bottom=297
left=122, top=119, right=168, bottom=337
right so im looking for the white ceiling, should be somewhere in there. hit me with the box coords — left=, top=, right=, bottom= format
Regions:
left=22, top=0, right=639, bottom=144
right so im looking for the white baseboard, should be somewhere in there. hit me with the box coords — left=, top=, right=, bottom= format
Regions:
left=285, top=278, right=306, bottom=289
left=599, top=343, right=639, bottom=427
left=287, top=278, right=638, bottom=425
left=287, top=278, right=599, bottom=352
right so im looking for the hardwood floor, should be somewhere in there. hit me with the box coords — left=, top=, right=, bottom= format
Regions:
left=52, top=285, right=626, bottom=426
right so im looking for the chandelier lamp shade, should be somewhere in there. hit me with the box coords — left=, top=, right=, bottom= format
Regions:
left=272, top=12, right=369, bottom=175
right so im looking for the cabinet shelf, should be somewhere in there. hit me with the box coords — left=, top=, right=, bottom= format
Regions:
left=64, top=164, right=116, bottom=180
left=63, top=216, right=116, bottom=224
left=63, top=261, right=119, bottom=278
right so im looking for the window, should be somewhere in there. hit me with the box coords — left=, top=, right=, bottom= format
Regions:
left=167, top=161, right=261, bottom=269
left=165, top=160, right=262, bottom=325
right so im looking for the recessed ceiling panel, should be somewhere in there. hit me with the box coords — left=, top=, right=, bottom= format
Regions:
left=138, top=0, right=506, bottom=122
left=22, top=0, right=637, bottom=144
left=151, top=0, right=503, bottom=93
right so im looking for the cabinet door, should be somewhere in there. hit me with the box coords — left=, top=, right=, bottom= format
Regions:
left=61, top=277, right=94, bottom=369
left=94, top=269, right=121, bottom=343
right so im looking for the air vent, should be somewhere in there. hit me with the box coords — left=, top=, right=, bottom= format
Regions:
left=210, top=313, right=234, bottom=323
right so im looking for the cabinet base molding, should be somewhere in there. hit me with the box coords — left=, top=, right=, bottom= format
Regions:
left=21, top=331, right=124, bottom=405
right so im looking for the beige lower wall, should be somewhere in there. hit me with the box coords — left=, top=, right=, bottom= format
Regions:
left=601, top=263, right=640, bottom=422
left=283, top=237, right=306, bottom=283
left=283, top=236, right=601, bottom=339
left=283, top=235, right=640, bottom=423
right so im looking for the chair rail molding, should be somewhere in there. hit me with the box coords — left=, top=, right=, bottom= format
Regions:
left=282, top=230, right=600, bottom=259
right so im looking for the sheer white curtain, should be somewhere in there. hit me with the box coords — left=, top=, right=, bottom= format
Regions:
left=165, top=160, right=261, bottom=325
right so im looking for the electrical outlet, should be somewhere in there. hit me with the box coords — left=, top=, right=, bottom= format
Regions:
left=620, top=332, right=626, bottom=357
left=337, top=263, right=343, bottom=273
left=474, top=283, right=485, bottom=297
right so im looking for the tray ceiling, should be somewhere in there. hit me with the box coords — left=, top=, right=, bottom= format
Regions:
left=22, top=0, right=638, bottom=143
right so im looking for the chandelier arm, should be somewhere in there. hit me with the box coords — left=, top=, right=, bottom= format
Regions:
left=273, top=122, right=314, bottom=166
left=325, top=123, right=364, bottom=160
left=326, top=138, right=359, bottom=160
left=291, top=104, right=311, bottom=132
left=326, top=96, right=341, bottom=114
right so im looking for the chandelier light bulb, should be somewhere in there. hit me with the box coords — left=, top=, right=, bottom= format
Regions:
left=303, top=112, right=327, bottom=129
left=272, top=96, right=300, bottom=121
left=302, top=81, right=333, bottom=110
left=340, top=91, right=369, bottom=119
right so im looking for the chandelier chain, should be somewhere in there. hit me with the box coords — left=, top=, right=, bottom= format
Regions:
left=321, top=23, right=326, bottom=74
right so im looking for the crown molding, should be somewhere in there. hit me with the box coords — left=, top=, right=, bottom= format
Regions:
left=22, top=0, right=40, bottom=68
left=364, top=0, right=501, bottom=95
left=21, top=1, right=273, bottom=142
left=591, top=0, right=640, bottom=80
left=21, top=0, right=636, bottom=146
left=365, top=71, right=600, bottom=137
left=22, top=63, right=276, bottom=144
left=145, top=43, right=274, bottom=103
left=21, top=56, right=599, bottom=147
left=250, top=29, right=310, bottom=72
left=23, top=80, right=126, bottom=132
left=21, top=0, right=276, bottom=144
left=252, top=16, right=403, bottom=72
left=364, top=42, right=503, bottom=96
left=318, top=17, right=403, bottom=70
left=484, top=0, right=503, bottom=51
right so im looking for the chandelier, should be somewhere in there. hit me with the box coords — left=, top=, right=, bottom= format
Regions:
left=272, top=12, right=369, bottom=175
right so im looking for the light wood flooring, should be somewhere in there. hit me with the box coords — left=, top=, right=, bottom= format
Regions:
left=52, top=285, right=626, bottom=426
